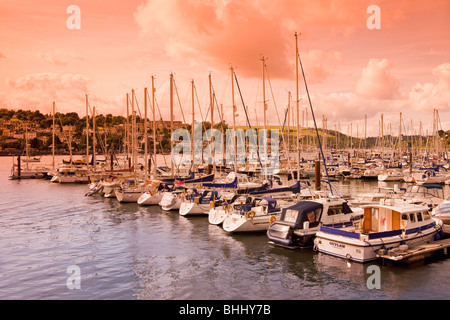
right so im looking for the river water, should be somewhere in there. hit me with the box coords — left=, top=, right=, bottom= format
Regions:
left=1, top=155, right=450, bottom=301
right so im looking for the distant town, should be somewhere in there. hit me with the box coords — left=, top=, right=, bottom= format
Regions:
left=1, top=108, right=448, bottom=157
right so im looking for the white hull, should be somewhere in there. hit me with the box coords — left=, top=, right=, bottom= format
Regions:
left=208, top=207, right=229, bottom=225
left=159, top=192, right=182, bottom=211
left=179, top=202, right=210, bottom=216
left=315, top=224, right=441, bottom=263
left=137, top=192, right=164, bottom=206
left=223, top=212, right=280, bottom=233
left=116, top=189, right=143, bottom=203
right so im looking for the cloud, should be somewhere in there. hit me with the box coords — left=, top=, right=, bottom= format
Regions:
left=407, top=62, right=450, bottom=113
left=354, top=58, right=400, bottom=99
left=37, top=50, right=83, bottom=66
left=0, top=52, right=6, bottom=60
left=134, top=0, right=364, bottom=79
left=5, top=73, right=90, bottom=111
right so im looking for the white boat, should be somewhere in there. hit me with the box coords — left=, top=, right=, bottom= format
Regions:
left=222, top=197, right=289, bottom=233
left=115, top=178, right=146, bottom=203
left=50, top=165, right=90, bottom=183
left=377, top=169, right=404, bottom=182
left=314, top=201, right=444, bottom=263
left=179, top=190, right=225, bottom=216
left=348, top=186, right=403, bottom=207
left=208, top=195, right=252, bottom=225
left=412, top=169, right=449, bottom=185
left=432, top=195, right=450, bottom=224
left=102, top=179, right=122, bottom=198
left=137, top=180, right=169, bottom=205
left=401, top=184, right=444, bottom=209
left=159, top=189, right=187, bottom=211
left=267, top=197, right=364, bottom=248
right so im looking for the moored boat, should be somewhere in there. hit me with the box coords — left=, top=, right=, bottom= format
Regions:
left=314, top=201, right=444, bottom=263
left=267, top=197, right=363, bottom=249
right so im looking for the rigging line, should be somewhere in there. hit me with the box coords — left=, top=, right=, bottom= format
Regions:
left=265, top=64, right=289, bottom=159
left=172, top=77, right=188, bottom=126
left=297, top=39, right=333, bottom=195
left=233, top=71, right=265, bottom=179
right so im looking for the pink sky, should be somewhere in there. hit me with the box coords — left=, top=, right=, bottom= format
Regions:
left=0, top=0, right=449, bottom=137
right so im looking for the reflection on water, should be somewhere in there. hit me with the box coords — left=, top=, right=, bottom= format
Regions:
left=1, top=156, right=450, bottom=300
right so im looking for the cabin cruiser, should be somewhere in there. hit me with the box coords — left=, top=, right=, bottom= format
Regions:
left=401, top=184, right=444, bottom=209
left=432, top=194, right=450, bottom=224
left=267, top=197, right=364, bottom=249
left=314, top=201, right=444, bottom=263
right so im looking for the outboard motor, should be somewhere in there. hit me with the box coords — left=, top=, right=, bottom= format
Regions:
left=267, top=201, right=323, bottom=249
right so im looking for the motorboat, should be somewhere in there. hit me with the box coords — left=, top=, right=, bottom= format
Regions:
left=314, top=201, right=444, bottom=263
left=432, top=195, right=450, bottom=224
left=267, top=197, right=363, bottom=249
left=348, top=186, right=404, bottom=207
left=401, top=184, right=444, bottom=209
left=222, top=197, right=291, bottom=233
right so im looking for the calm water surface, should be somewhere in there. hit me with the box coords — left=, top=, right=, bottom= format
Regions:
left=1, top=156, right=450, bottom=300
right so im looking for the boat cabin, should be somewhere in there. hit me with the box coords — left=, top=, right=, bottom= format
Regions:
left=361, top=201, right=433, bottom=234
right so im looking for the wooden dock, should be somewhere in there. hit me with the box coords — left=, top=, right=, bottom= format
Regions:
left=377, top=225, right=450, bottom=264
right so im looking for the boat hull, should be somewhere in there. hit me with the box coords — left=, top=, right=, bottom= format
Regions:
left=137, top=192, right=163, bottom=205
left=315, top=220, right=443, bottom=263
left=223, top=213, right=280, bottom=233
left=179, top=202, right=209, bottom=216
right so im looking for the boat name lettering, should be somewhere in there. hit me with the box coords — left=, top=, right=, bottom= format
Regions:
left=329, top=241, right=345, bottom=249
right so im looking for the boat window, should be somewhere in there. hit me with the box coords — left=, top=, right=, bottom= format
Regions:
left=328, top=205, right=343, bottom=216
left=402, top=214, right=408, bottom=221
left=422, top=211, right=431, bottom=220
left=417, top=212, right=423, bottom=222
left=284, top=209, right=299, bottom=223
left=409, top=213, right=416, bottom=222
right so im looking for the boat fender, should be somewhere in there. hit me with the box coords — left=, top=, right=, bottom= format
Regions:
left=313, top=238, right=320, bottom=251
left=269, top=215, right=276, bottom=224
left=399, top=244, right=409, bottom=251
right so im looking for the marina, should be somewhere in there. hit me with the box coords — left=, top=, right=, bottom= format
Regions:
left=2, top=154, right=450, bottom=300
left=1, top=1, right=449, bottom=304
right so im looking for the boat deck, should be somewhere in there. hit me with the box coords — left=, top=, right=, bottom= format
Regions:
left=377, top=225, right=450, bottom=263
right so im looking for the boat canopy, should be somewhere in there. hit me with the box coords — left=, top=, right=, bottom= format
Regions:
left=280, top=201, right=324, bottom=229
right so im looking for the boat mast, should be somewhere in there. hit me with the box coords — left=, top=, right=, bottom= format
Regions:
left=93, top=106, right=96, bottom=171
left=144, top=87, right=148, bottom=179
left=52, top=101, right=55, bottom=170
left=191, top=79, right=195, bottom=172
left=209, top=73, right=215, bottom=175
left=295, top=32, right=301, bottom=181
left=85, top=94, right=89, bottom=166
left=170, top=73, right=174, bottom=178
left=231, top=66, right=237, bottom=174
left=152, top=76, right=157, bottom=178
left=261, top=56, right=267, bottom=131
